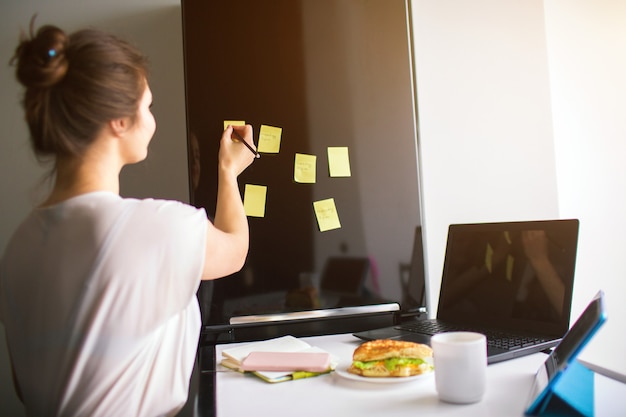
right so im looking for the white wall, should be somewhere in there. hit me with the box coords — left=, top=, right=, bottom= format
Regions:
left=544, top=0, right=626, bottom=379
left=412, top=0, right=626, bottom=379
left=0, top=0, right=189, bottom=414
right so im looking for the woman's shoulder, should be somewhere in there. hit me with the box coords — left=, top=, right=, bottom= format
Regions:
left=119, top=196, right=208, bottom=232
left=71, top=191, right=200, bottom=213
left=126, top=195, right=204, bottom=215
left=30, top=192, right=205, bottom=228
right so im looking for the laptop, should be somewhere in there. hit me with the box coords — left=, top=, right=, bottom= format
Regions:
left=354, top=219, right=580, bottom=364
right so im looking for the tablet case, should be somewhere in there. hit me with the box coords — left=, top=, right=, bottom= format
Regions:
left=536, top=360, right=593, bottom=417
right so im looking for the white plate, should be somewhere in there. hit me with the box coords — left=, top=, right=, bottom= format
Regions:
left=334, top=364, right=434, bottom=384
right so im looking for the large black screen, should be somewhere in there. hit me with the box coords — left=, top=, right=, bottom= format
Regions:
left=181, top=0, right=423, bottom=331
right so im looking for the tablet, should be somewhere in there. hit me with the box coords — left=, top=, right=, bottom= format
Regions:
left=524, top=290, right=607, bottom=415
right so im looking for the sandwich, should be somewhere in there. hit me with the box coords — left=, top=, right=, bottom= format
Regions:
left=347, top=339, right=433, bottom=377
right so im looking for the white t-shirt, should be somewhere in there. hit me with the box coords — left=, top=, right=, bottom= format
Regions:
left=0, top=191, right=208, bottom=417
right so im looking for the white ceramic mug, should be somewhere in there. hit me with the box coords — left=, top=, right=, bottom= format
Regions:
left=431, top=331, right=487, bottom=404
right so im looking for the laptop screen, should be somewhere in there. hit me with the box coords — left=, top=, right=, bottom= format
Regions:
left=437, top=219, right=579, bottom=337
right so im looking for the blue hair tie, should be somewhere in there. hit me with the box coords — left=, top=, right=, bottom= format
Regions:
left=48, top=49, right=56, bottom=58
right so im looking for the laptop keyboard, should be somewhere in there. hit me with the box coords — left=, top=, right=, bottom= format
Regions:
left=396, top=320, right=551, bottom=351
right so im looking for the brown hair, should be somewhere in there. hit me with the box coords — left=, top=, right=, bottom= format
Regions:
left=11, top=18, right=149, bottom=160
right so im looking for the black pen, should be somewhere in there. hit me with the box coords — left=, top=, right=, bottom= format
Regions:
left=230, top=127, right=260, bottom=159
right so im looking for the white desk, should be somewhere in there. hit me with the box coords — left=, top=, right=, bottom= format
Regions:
left=210, top=333, right=626, bottom=417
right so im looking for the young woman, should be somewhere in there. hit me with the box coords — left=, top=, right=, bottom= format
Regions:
left=0, top=20, right=255, bottom=416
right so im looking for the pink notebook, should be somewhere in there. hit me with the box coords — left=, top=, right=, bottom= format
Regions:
left=240, top=351, right=331, bottom=372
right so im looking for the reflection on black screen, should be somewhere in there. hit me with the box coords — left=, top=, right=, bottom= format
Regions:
left=551, top=291, right=605, bottom=373
left=438, top=220, right=579, bottom=335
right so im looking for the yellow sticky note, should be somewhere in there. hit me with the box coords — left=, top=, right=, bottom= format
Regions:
left=257, top=125, right=282, bottom=153
left=294, top=153, right=317, bottom=183
left=328, top=147, right=351, bottom=177
left=243, top=184, right=267, bottom=217
left=313, top=198, right=341, bottom=232
left=224, top=120, right=246, bottom=130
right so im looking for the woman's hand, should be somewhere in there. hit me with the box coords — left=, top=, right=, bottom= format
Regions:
left=219, top=124, right=256, bottom=178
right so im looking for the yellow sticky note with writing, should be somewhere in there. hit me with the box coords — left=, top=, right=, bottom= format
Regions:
left=294, top=153, right=317, bottom=183
left=328, top=147, right=351, bottom=177
left=313, top=198, right=341, bottom=232
left=243, top=184, right=267, bottom=217
left=224, top=120, right=246, bottom=130
left=257, top=125, right=282, bottom=153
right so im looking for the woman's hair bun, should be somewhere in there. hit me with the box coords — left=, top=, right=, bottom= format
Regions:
left=13, top=21, right=69, bottom=89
